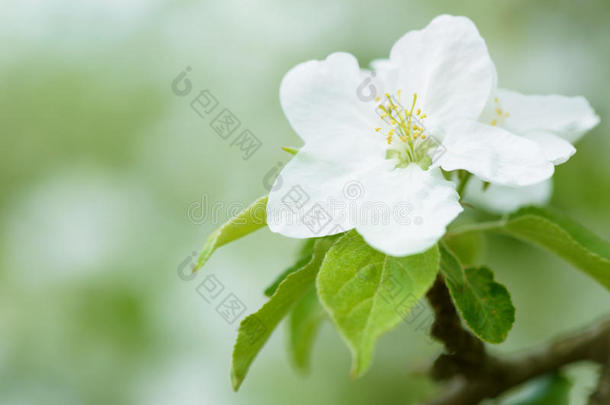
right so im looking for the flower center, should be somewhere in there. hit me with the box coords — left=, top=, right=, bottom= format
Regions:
left=373, top=91, right=440, bottom=169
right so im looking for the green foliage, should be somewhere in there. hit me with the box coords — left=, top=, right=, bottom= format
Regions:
left=501, top=206, right=610, bottom=290
left=231, top=236, right=338, bottom=391
left=440, top=245, right=515, bottom=343
left=316, top=230, right=439, bottom=378
left=264, top=239, right=316, bottom=297
left=502, top=373, right=571, bottom=405
left=288, top=288, right=326, bottom=373
left=443, top=230, right=486, bottom=266
left=194, top=196, right=267, bottom=272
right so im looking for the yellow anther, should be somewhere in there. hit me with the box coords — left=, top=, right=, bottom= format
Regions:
left=491, top=119, right=498, bottom=126
left=496, top=108, right=503, bottom=115
left=494, top=97, right=498, bottom=103
left=374, top=89, right=434, bottom=158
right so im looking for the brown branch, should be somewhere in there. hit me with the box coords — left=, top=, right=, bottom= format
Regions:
left=425, top=275, right=610, bottom=405
left=425, top=275, right=486, bottom=380
left=589, top=353, right=610, bottom=405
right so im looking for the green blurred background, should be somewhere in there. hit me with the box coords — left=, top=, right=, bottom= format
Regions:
left=1, top=1, right=609, bottom=404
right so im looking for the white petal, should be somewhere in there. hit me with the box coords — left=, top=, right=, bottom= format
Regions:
left=439, top=120, right=554, bottom=186
left=464, top=178, right=552, bottom=214
left=389, top=15, right=495, bottom=128
left=266, top=138, right=393, bottom=239
left=356, top=165, right=462, bottom=257
left=522, top=132, right=576, bottom=165
left=280, top=52, right=380, bottom=145
left=497, top=88, right=600, bottom=144
left=369, top=58, right=400, bottom=93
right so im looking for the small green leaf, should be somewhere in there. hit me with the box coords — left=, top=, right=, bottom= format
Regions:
left=502, top=207, right=610, bottom=290
left=317, top=230, right=439, bottom=378
left=443, top=231, right=485, bottom=266
left=264, top=239, right=315, bottom=297
left=231, top=236, right=338, bottom=391
left=502, top=373, right=571, bottom=405
left=440, top=244, right=515, bottom=343
left=194, top=196, right=267, bottom=272
left=288, top=288, right=325, bottom=373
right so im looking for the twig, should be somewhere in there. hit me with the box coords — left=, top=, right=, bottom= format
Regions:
left=445, top=219, right=507, bottom=237
left=425, top=275, right=486, bottom=380
left=424, top=275, right=610, bottom=405
left=589, top=353, right=610, bottom=405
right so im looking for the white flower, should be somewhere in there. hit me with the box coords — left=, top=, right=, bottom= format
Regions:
left=266, top=15, right=559, bottom=256
left=463, top=80, right=600, bottom=213
left=464, top=179, right=553, bottom=214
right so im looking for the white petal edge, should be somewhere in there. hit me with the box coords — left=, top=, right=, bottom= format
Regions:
left=464, top=178, right=553, bottom=214
left=438, top=120, right=555, bottom=187
left=497, top=88, right=600, bottom=144
left=280, top=52, right=380, bottom=145
left=266, top=138, right=392, bottom=239
left=356, top=165, right=463, bottom=257
left=522, top=132, right=576, bottom=165
left=389, top=15, right=495, bottom=129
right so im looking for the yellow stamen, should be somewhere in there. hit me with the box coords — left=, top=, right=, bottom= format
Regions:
left=491, top=119, right=497, bottom=126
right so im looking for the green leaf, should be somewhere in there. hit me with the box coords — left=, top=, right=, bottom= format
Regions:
left=501, top=206, right=610, bottom=290
left=264, top=239, right=315, bottom=297
left=502, top=373, right=571, bottom=405
left=316, top=230, right=439, bottom=378
left=288, top=288, right=325, bottom=373
left=440, top=244, right=515, bottom=343
left=443, top=231, right=485, bottom=266
left=231, top=236, right=338, bottom=391
left=194, top=195, right=267, bottom=272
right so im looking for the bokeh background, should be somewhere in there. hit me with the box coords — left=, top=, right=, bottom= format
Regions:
left=1, top=1, right=609, bottom=404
